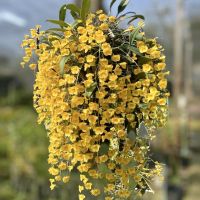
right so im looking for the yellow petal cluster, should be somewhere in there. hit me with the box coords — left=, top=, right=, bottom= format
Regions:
left=21, top=10, right=169, bottom=200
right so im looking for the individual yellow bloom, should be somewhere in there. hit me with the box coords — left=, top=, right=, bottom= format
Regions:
left=77, top=163, right=91, bottom=172
left=62, top=112, right=70, bottom=120
left=94, top=126, right=105, bottom=135
left=48, top=167, right=59, bottom=176
left=29, top=63, right=37, bottom=70
left=58, top=162, right=67, bottom=170
left=114, top=66, right=122, bottom=75
left=50, top=182, right=56, bottom=190
left=105, top=173, right=115, bottom=182
left=150, top=87, right=158, bottom=95
left=71, top=66, right=80, bottom=74
left=71, top=96, right=84, bottom=108
left=98, top=70, right=108, bottom=80
left=142, top=64, right=152, bottom=73
left=80, top=174, right=88, bottom=182
left=85, top=182, right=92, bottom=190
left=95, top=35, right=106, bottom=43
left=151, top=50, right=161, bottom=59
left=61, top=48, right=70, bottom=56
left=68, top=86, right=78, bottom=95
left=86, top=54, right=96, bottom=63
left=99, top=14, right=107, bottom=21
left=157, top=98, right=167, bottom=105
left=142, top=79, right=150, bottom=86
left=158, top=79, right=167, bottom=89
left=64, top=30, right=72, bottom=38
left=84, top=63, right=91, bottom=71
left=103, top=47, right=112, bottom=56
left=109, top=16, right=116, bottom=23
left=96, top=90, right=107, bottom=99
left=157, top=71, right=170, bottom=79
left=91, top=189, right=101, bottom=196
left=111, top=117, right=124, bottom=124
left=139, top=45, right=148, bottom=53
left=95, top=30, right=106, bottom=43
left=106, top=184, right=115, bottom=191
left=63, top=176, right=70, bottom=183
left=120, top=62, right=127, bottom=69
left=100, top=23, right=109, bottom=30
left=88, top=115, right=98, bottom=125
left=84, top=78, right=94, bottom=87
left=77, top=26, right=87, bottom=35
left=89, top=102, right=99, bottom=111
left=23, top=56, right=30, bottom=63
left=126, top=114, right=135, bottom=122
left=137, top=41, right=148, bottom=53
left=64, top=74, right=76, bottom=84
left=79, top=194, right=85, bottom=200
left=111, top=55, right=120, bottom=62
left=79, top=35, right=88, bottom=43
left=107, top=162, right=116, bottom=170
left=86, top=25, right=95, bottom=34
left=99, top=155, right=108, bottom=163
left=90, top=144, right=100, bottom=152
left=155, top=62, right=166, bottom=71
left=79, top=185, right=84, bottom=193
left=109, top=74, right=118, bottom=81
left=55, top=175, right=62, bottom=181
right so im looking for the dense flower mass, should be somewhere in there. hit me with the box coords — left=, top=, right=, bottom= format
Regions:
left=21, top=7, right=169, bottom=200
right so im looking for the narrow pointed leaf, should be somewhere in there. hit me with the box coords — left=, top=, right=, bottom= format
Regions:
left=46, top=28, right=65, bottom=32
left=128, top=14, right=145, bottom=24
left=110, top=0, right=117, bottom=12
left=117, top=11, right=136, bottom=20
left=59, top=56, right=70, bottom=76
left=85, top=82, right=97, bottom=97
left=47, top=19, right=69, bottom=28
left=130, top=26, right=141, bottom=44
left=59, top=4, right=81, bottom=22
left=70, top=10, right=79, bottom=19
left=117, top=0, right=129, bottom=16
left=65, top=4, right=80, bottom=14
left=59, top=4, right=67, bottom=22
left=81, top=0, right=91, bottom=22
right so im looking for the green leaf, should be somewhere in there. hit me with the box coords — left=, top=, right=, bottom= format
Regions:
left=117, top=0, right=129, bottom=16
left=59, top=4, right=81, bottom=22
left=59, top=56, right=70, bottom=76
left=47, top=19, right=69, bottom=28
left=110, top=0, right=117, bottom=12
left=98, top=163, right=111, bottom=173
left=85, top=82, right=97, bottom=97
left=123, top=44, right=142, bottom=56
left=130, top=26, right=141, bottom=44
left=81, top=0, right=91, bottom=22
left=66, top=4, right=80, bottom=14
left=117, top=11, right=136, bottom=20
left=128, top=14, right=145, bottom=24
left=46, top=28, right=65, bottom=33
left=70, top=10, right=79, bottom=19
left=59, top=4, right=67, bottom=22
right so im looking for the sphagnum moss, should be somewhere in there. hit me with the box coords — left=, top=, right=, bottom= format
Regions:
left=21, top=1, right=169, bottom=199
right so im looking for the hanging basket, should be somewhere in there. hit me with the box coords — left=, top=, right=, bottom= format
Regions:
left=21, top=0, right=169, bottom=199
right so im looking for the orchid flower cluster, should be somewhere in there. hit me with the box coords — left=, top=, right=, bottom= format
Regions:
left=21, top=0, right=169, bottom=199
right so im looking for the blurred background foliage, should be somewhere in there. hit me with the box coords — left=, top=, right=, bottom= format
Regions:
left=0, top=0, right=200, bottom=200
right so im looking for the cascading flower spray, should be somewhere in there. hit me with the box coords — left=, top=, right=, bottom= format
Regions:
left=21, top=0, right=169, bottom=199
